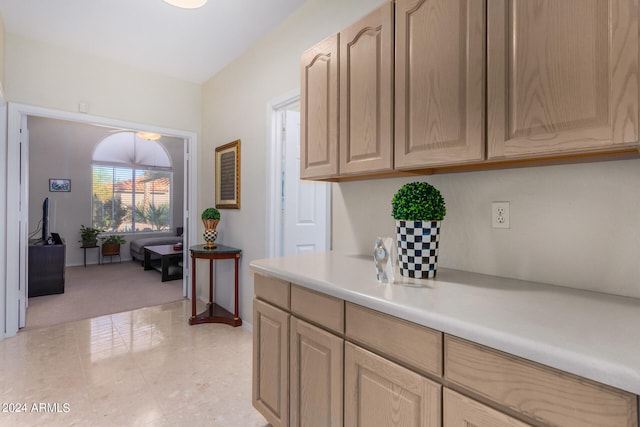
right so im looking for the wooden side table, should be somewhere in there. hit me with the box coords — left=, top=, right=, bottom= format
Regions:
left=189, top=244, right=242, bottom=326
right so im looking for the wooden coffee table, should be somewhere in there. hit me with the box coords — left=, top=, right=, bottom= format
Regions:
left=144, top=244, right=183, bottom=282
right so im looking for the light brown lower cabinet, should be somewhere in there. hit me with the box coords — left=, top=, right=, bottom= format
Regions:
left=445, top=336, right=638, bottom=427
left=253, top=299, right=290, bottom=427
left=290, top=317, right=343, bottom=427
left=252, top=273, right=639, bottom=427
left=344, top=342, right=441, bottom=427
left=443, top=388, right=531, bottom=427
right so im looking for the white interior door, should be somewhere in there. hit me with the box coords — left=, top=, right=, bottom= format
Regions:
left=282, top=110, right=329, bottom=256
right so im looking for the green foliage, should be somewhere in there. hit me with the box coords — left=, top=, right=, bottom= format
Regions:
left=135, top=203, right=170, bottom=231
left=391, top=181, right=446, bottom=221
left=100, top=235, right=127, bottom=245
left=201, top=207, right=221, bottom=220
left=79, top=225, right=103, bottom=245
left=93, top=196, right=127, bottom=232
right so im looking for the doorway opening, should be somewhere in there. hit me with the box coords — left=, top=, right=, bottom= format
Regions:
left=266, top=93, right=331, bottom=258
left=4, top=103, right=198, bottom=336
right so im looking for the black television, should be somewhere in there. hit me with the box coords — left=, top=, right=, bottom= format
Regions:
left=42, top=197, right=49, bottom=243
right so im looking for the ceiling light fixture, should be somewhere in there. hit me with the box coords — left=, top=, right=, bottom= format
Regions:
left=136, top=132, right=162, bottom=141
left=163, top=0, right=208, bottom=9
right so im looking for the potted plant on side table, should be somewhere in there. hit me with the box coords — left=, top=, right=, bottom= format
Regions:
left=392, top=181, right=446, bottom=279
left=79, top=225, right=103, bottom=247
left=202, top=207, right=221, bottom=249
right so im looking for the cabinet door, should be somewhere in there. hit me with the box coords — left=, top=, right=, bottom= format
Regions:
left=253, top=299, right=290, bottom=427
left=344, top=342, right=441, bottom=427
left=443, top=389, right=531, bottom=427
left=340, top=2, right=394, bottom=175
left=395, top=0, right=485, bottom=169
left=301, top=33, right=340, bottom=179
left=487, top=0, right=639, bottom=159
left=290, top=318, right=344, bottom=427
left=28, top=244, right=66, bottom=297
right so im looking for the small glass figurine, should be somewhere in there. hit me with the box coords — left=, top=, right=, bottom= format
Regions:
left=373, top=237, right=395, bottom=283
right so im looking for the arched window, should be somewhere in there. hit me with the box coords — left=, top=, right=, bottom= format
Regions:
left=92, top=132, right=173, bottom=233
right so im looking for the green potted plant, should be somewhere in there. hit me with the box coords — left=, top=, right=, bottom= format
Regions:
left=100, top=234, right=127, bottom=257
left=79, top=225, right=103, bottom=247
left=201, top=207, right=221, bottom=248
left=392, top=181, right=446, bottom=279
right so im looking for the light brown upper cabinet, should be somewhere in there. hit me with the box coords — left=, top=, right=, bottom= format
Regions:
left=300, top=34, right=340, bottom=179
left=301, top=0, right=640, bottom=181
left=339, top=2, right=395, bottom=175
left=487, top=0, right=639, bottom=159
left=395, top=0, right=486, bottom=169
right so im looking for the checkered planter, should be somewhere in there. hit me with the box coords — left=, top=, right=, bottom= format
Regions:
left=203, top=219, right=219, bottom=249
left=396, top=220, right=441, bottom=279
left=203, top=229, right=218, bottom=248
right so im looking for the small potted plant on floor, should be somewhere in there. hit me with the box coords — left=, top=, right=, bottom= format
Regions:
left=100, top=234, right=127, bottom=257
left=202, top=207, right=221, bottom=248
left=392, top=181, right=446, bottom=279
left=79, top=225, right=103, bottom=247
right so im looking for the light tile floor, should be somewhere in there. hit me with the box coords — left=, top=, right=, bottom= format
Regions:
left=0, top=300, right=269, bottom=426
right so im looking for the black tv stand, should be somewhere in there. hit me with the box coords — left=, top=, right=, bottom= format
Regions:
left=28, top=243, right=65, bottom=297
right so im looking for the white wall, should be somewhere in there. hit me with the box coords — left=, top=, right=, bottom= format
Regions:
left=6, top=34, right=201, bottom=132
left=2, top=33, right=200, bottom=337
left=333, top=159, right=640, bottom=299
left=201, top=0, right=640, bottom=320
left=27, top=116, right=185, bottom=267
left=7, top=0, right=639, bottom=333
left=0, top=12, right=6, bottom=89
left=201, top=0, right=386, bottom=324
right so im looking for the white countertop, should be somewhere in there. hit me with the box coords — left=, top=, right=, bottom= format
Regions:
left=250, top=251, right=640, bottom=395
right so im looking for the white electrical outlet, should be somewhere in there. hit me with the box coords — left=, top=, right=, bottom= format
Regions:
left=491, top=202, right=510, bottom=229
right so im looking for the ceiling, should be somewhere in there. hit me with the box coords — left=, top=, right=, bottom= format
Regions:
left=0, top=0, right=307, bottom=84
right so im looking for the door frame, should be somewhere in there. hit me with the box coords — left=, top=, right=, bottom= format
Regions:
left=265, top=91, right=331, bottom=258
left=3, top=102, right=198, bottom=337
left=0, top=87, right=6, bottom=338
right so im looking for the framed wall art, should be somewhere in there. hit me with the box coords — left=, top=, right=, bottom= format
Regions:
left=215, top=139, right=241, bottom=209
left=49, top=179, right=71, bottom=192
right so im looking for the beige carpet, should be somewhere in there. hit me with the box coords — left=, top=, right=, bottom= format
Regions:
left=25, top=261, right=185, bottom=330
